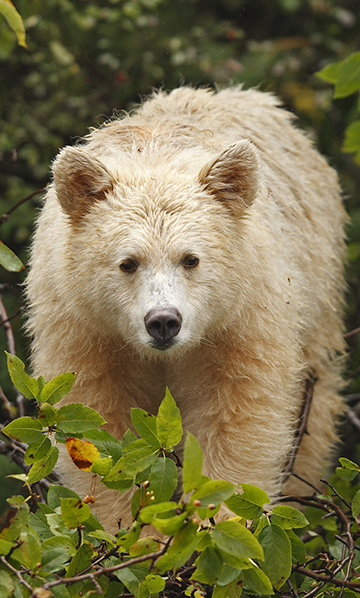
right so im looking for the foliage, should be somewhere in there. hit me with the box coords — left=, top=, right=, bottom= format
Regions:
left=0, top=0, right=26, bottom=48
left=1, top=357, right=360, bottom=598
left=318, top=51, right=360, bottom=162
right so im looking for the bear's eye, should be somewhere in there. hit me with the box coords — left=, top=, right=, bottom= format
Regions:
left=183, top=255, right=199, bottom=269
left=120, top=260, right=137, bottom=273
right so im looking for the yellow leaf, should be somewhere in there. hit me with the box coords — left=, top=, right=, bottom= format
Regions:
left=66, top=437, right=100, bottom=471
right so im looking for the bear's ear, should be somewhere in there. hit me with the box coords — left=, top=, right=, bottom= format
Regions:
left=52, top=147, right=115, bottom=222
left=199, top=140, right=260, bottom=214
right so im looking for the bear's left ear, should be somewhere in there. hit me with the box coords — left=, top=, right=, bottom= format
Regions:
left=199, top=139, right=261, bottom=214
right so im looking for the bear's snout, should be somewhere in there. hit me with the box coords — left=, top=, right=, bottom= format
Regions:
left=144, top=307, right=182, bottom=349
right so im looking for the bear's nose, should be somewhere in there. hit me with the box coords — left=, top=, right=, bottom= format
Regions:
left=144, top=307, right=182, bottom=347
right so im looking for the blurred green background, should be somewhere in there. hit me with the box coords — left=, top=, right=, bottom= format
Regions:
left=0, top=0, right=359, bottom=516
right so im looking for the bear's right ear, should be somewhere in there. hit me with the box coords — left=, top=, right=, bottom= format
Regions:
left=199, top=139, right=260, bottom=215
left=52, top=147, right=115, bottom=222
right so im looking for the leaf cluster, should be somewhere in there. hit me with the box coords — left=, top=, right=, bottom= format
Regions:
left=2, top=357, right=360, bottom=598
left=318, top=52, right=360, bottom=162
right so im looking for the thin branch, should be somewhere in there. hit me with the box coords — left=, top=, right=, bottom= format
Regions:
left=44, top=547, right=167, bottom=590
left=0, top=385, right=14, bottom=420
left=293, top=566, right=360, bottom=592
left=320, top=479, right=352, bottom=510
left=0, top=296, right=16, bottom=355
left=0, top=188, right=44, bottom=225
left=344, top=326, right=360, bottom=340
left=0, top=299, right=26, bottom=416
left=283, top=376, right=316, bottom=479
left=0, top=307, right=23, bottom=327
left=0, top=556, right=33, bottom=592
left=347, top=407, right=360, bottom=431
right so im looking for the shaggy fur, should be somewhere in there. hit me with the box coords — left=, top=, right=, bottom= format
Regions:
left=26, top=86, right=347, bottom=531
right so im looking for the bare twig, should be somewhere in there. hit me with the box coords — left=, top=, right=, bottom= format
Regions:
left=347, top=408, right=360, bottom=432
left=0, top=307, right=23, bottom=327
left=320, top=478, right=352, bottom=510
left=0, top=556, right=33, bottom=592
left=0, top=296, right=16, bottom=355
left=283, top=376, right=316, bottom=479
left=0, top=385, right=14, bottom=420
left=43, top=547, right=168, bottom=590
left=0, top=299, right=26, bottom=416
left=344, top=326, right=360, bottom=340
left=0, top=188, right=44, bottom=225
left=293, top=566, right=360, bottom=592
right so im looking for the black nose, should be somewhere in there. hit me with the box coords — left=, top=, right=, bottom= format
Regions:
left=144, top=307, right=182, bottom=347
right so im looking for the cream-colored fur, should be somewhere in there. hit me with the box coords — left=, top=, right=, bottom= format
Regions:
left=26, top=87, right=347, bottom=532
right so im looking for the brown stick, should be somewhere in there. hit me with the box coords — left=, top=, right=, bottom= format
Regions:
left=0, top=188, right=44, bottom=225
left=0, top=296, right=16, bottom=355
left=344, top=326, right=360, bottom=340
left=283, top=376, right=316, bottom=479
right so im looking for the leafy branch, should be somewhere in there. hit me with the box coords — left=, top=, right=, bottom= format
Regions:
left=1, top=356, right=360, bottom=598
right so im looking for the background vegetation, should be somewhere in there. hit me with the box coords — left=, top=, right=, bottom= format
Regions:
left=0, top=0, right=360, bottom=578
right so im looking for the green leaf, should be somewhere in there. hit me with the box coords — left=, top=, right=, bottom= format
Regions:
left=11, top=527, right=41, bottom=569
left=0, top=538, right=14, bottom=555
left=226, top=484, right=269, bottom=520
left=192, top=545, right=224, bottom=585
left=336, top=457, right=360, bottom=481
left=271, top=505, right=308, bottom=529
left=122, top=429, right=137, bottom=447
left=38, top=402, right=57, bottom=426
left=115, top=566, right=141, bottom=597
left=139, top=574, right=165, bottom=598
left=40, top=372, right=76, bottom=405
left=61, top=497, right=92, bottom=529
left=316, top=60, right=341, bottom=84
left=334, top=52, right=360, bottom=98
left=183, top=432, right=204, bottom=493
left=343, top=120, right=360, bottom=162
left=47, top=484, right=81, bottom=509
left=111, top=446, right=159, bottom=479
left=117, top=522, right=141, bottom=552
left=217, top=547, right=252, bottom=570
left=352, top=489, right=360, bottom=521
left=213, top=520, right=264, bottom=561
left=148, top=456, right=178, bottom=503
left=216, top=564, right=242, bottom=587
left=91, top=456, right=112, bottom=476
left=56, top=402, right=106, bottom=433
left=27, top=445, right=59, bottom=484
left=6, top=352, right=38, bottom=400
left=85, top=429, right=123, bottom=461
left=2, top=416, right=43, bottom=443
left=243, top=564, right=274, bottom=595
left=154, top=518, right=198, bottom=573
left=25, top=437, right=51, bottom=465
left=0, top=502, right=29, bottom=542
left=131, top=408, right=160, bottom=448
left=213, top=577, right=244, bottom=598
left=258, top=524, right=291, bottom=589
left=286, top=529, right=307, bottom=563
left=139, top=501, right=188, bottom=535
left=192, top=479, right=236, bottom=507
left=156, top=388, right=182, bottom=447
left=0, top=241, right=25, bottom=271
left=0, top=570, right=14, bottom=597
left=65, top=541, right=93, bottom=578
left=41, top=535, right=76, bottom=573
left=0, top=0, right=27, bottom=47
left=139, top=501, right=178, bottom=523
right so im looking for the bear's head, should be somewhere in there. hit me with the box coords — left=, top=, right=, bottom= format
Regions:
left=52, top=138, right=261, bottom=358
